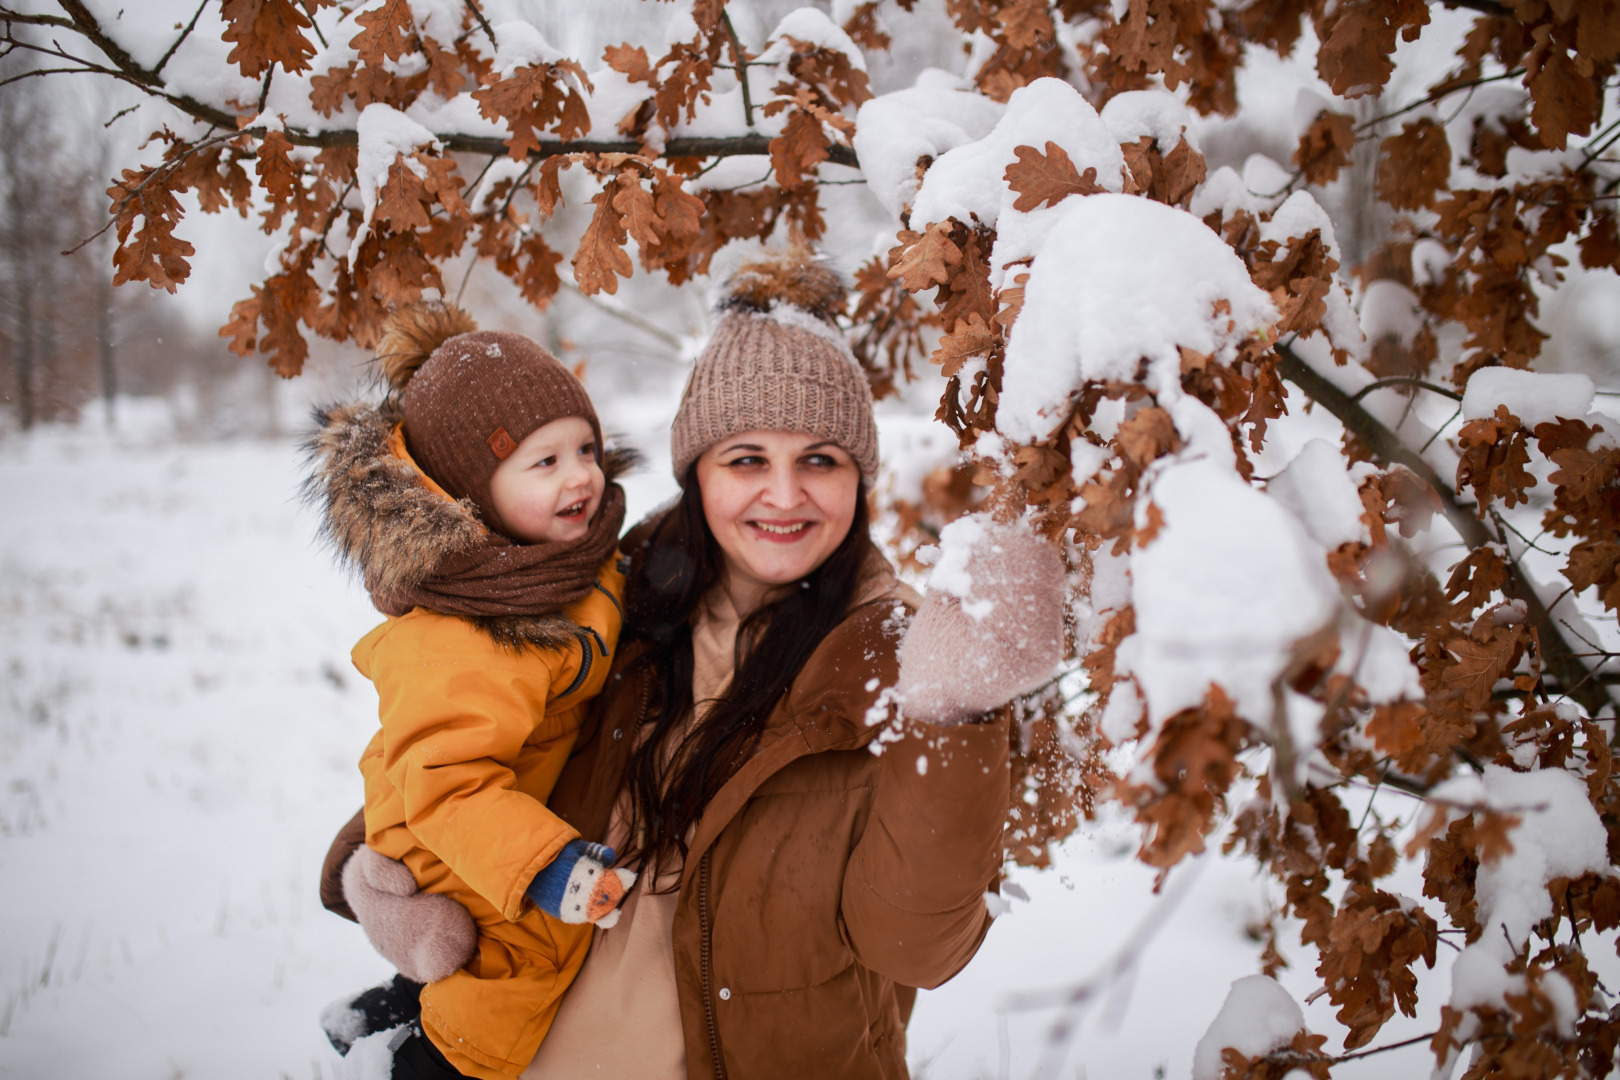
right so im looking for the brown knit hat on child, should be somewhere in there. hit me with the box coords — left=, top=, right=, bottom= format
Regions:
left=379, top=303, right=600, bottom=537
left=670, top=250, right=879, bottom=480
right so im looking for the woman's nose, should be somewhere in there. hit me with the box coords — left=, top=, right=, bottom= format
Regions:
left=759, top=462, right=805, bottom=507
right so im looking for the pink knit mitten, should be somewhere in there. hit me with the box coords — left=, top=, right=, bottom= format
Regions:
left=897, top=517, right=1066, bottom=724
left=342, top=846, right=478, bottom=984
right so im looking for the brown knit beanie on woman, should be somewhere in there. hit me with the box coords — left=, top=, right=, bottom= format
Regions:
left=379, top=303, right=600, bottom=537
left=670, top=249, right=879, bottom=480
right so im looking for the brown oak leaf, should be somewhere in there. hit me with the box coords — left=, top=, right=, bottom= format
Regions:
left=604, top=43, right=655, bottom=84
left=1294, top=109, right=1355, bottom=186
left=351, top=0, right=415, bottom=64
left=1005, top=141, right=1104, bottom=212
left=221, top=0, right=321, bottom=78
left=572, top=182, right=633, bottom=295
left=931, top=312, right=998, bottom=378
left=888, top=222, right=962, bottom=293
left=1376, top=118, right=1451, bottom=211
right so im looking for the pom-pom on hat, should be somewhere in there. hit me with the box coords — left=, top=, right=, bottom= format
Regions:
left=380, top=301, right=600, bottom=537
left=670, top=248, right=878, bottom=480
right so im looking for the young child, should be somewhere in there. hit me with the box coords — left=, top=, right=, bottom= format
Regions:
left=305, top=302, right=636, bottom=1080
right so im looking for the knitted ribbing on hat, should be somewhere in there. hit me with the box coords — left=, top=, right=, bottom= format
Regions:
left=670, top=254, right=878, bottom=479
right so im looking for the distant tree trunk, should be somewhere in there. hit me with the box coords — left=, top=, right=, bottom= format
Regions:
left=11, top=241, right=34, bottom=431
left=97, top=253, right=115, bottom=428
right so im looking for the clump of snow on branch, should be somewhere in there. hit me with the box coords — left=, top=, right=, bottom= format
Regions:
left=1431, top=765, right=1612, bottom=955
left=1190, top=975, right=1306, bottom=1080
left=1460, top=368, right=1596, bottom=428
left=998, top=194, right=1277, bottom=442
left=1121, top=458, right=1339, bottom=726
left=854, top=70, right=1005, bottom=219
left=1265, top=438, right=1376, bottom=550
left=910, top=77, right=1124, bottom=235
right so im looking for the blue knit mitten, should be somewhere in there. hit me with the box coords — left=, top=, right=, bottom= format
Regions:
left=525, top=840, right=636, bottom=927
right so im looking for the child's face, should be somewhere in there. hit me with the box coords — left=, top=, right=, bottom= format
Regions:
left=488, top=416, right=605, bottom=544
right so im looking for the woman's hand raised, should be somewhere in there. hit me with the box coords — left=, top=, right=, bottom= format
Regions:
left=896, top=516, right=1066, bottom=725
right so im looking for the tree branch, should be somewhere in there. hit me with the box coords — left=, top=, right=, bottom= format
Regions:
left=462, top=0, right=497, bottom=48
left=1273, top=342, right=1608, bottom=716
left=1438, top=0, right=1512, bottom=17
left=151, top=0, right=206, bottom=77
left=721, top=10, right=755, bottom=129
left=10, top=4, right=861, bottom=173
left=1350, top=376, right=1464, bottom=402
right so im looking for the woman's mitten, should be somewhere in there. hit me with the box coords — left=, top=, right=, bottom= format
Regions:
left=897, top=517, right=1066, bottom=724
left=342, top=846, right=478, bottom=984
left=525, top=840, right=637, bottom=928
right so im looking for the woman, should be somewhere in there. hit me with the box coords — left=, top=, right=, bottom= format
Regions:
left=321, top=250, right=1067, bottom=1079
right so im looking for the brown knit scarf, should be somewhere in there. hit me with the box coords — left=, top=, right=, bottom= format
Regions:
left=370, top=481, right=627, bottom=619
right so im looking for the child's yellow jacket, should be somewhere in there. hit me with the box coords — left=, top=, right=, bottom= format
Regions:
left=305, top=399, right=628, bottom=1079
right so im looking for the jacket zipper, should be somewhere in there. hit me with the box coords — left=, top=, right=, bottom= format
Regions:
left=698, top=850, right=728, bottom=1080
left=556, top=628, right=597, bottom=700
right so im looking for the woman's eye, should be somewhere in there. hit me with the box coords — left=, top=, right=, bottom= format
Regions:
left=725, top=455, right=765, bottom=467
left=803, top=453, right=839, bottom=468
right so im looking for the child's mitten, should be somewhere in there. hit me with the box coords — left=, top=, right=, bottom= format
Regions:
left=897, top=517, right=1066, bottom=725
left=342, top=846, right=478, bottom=984
left=525, top=840, right=637, bottom=928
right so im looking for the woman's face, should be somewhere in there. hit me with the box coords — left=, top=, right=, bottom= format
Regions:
left=695, top=429, right=861, bottom=611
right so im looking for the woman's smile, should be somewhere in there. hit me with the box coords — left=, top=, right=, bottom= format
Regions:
left=748, top=518, right=815, bottom=540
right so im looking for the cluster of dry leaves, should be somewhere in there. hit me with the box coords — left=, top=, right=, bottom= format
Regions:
left=859, top=2, right=1620, bottom=1077
left=12, top=0, right=1620, bottom=1075
left=60, top=0, right=872, bottom=376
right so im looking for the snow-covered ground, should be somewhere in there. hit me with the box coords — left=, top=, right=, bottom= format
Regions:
left=2, top=404, right=1452, bottom=1080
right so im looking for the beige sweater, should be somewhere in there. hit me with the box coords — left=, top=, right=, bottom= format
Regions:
left=521, top=587, right=743, bottom=1079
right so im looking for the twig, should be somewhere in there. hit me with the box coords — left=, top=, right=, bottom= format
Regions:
left=1350, top=376, right=1463, bottom=403
left=1490, top=507, right=1557, bottom=558
left=1420, top=403, right=1462, bottom=453
left=1333, top=1029, right=1441, bottom=1064
left=1356, top=759, right=1392, bottom=832
left=102, top=102, right=138, bottom=128
left=560, top=279, right=684, bottom=350
left=462, top=0, right=497, bottom=48
left=1355, top=70, right=1524, bottom=135
left=151, top=0, right=206, bottom=77
left=1002, top=857, right=1207, bottom=1080
left=721, top=10, right=755, bottom=129
left=1579, top=116, right=1620, bottom=171
left=60, top=128, right=245, bottom=256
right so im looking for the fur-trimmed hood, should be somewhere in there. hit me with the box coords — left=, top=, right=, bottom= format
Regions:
left=303, top=400, right=635, bottom=651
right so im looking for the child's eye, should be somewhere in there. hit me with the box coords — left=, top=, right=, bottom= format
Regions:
left=534, top=455, right=556, bottom=468
left=579, top=442, right=596, bottom=458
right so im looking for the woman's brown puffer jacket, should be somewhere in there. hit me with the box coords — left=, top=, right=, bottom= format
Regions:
left=326, top=546, right=1011, bottom=1080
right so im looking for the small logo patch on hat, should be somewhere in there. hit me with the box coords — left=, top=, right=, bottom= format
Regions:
left=487, top=426, right=518, bottom=460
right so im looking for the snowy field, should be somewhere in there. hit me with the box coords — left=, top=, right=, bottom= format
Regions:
left=2, top=403, right=1459, bottom=1080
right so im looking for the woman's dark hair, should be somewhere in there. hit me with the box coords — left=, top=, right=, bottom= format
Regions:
left=619, top=463, right=871, bottom=883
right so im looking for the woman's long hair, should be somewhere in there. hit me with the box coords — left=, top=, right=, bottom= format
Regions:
left=618, top=464, right=871, bottom=884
